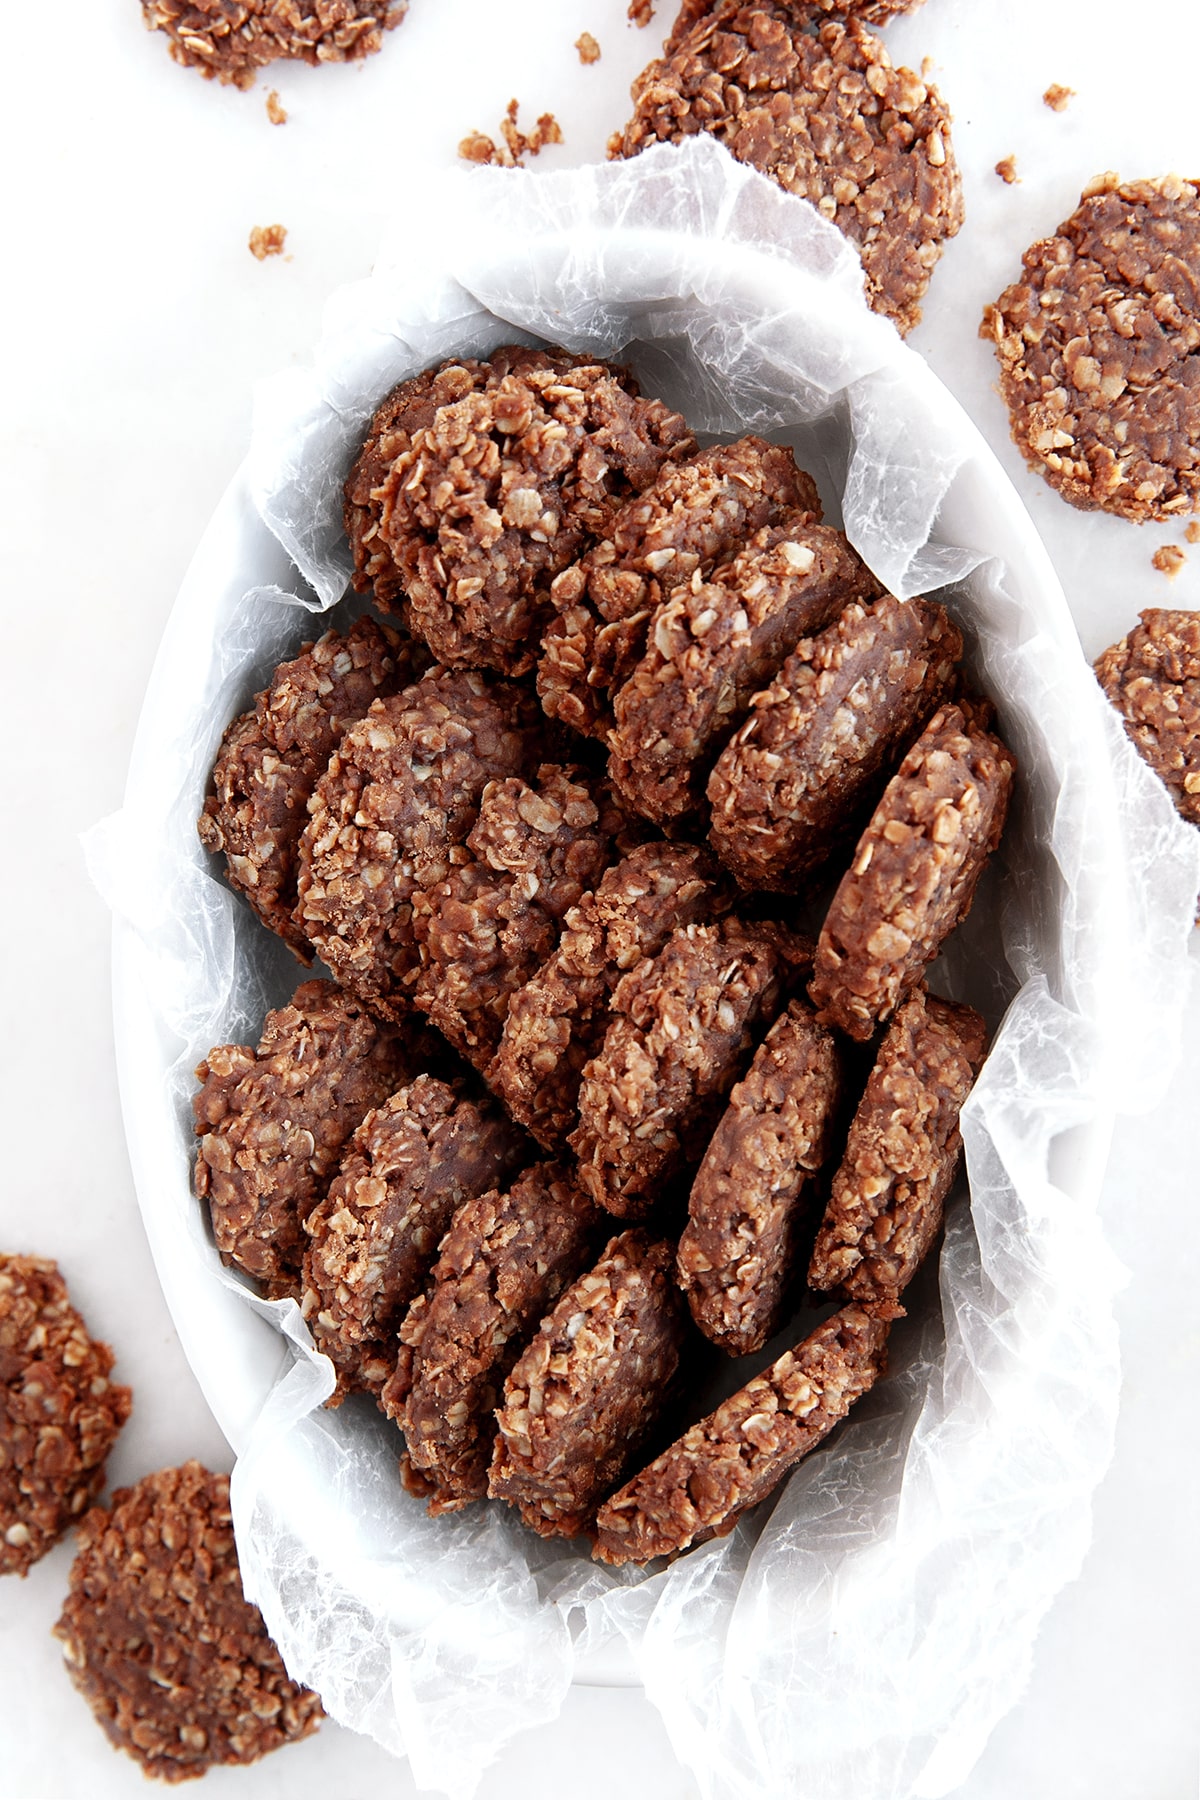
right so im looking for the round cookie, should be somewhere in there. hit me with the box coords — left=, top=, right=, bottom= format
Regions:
left=612, top=5, right=962, bottom=335
left=54, top=1462, right=323, bottom=1779
left=0, top=1256, right=131, bottom=1577
left=141, top=0, right=405, bottom=90
left=982, top=175, right=1200, bottom=521
left=1094, top=608, right=1200, bottom=823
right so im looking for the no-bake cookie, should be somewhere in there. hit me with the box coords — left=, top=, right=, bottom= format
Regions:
left=1094, top=608, right=1200, bottom=826
left=142, top=0, right=406, bottom=88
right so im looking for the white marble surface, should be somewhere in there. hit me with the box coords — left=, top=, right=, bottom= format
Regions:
left=2, top=0, right=1198, bottom=1795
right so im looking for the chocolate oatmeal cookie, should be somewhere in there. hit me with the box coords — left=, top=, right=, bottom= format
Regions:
left=982, top=175, right=1200, bottom=521
left=666, top=0, right=924, bottom=49
left=609, top=517, right=871, bottom=826
left=54, top=1463, right=322, bottom=1779
left=708, top=591, right=962, bottom=891
left=592, top=1302, right=888, bottom=1563
left=0, top=1258, right=131, bottom=1577
left=808, top=702, right=1015, bottom=1040
left=678, top=998, right=844, bottom=1355
left=141, top=0, right=405, bottom=89
left=411, top=766, right=623, bottom=1072
left=384, top=1162, right=600, bottom=1512
left=350, top=347, right=693, bottom=674
left=613, top=6, right=962, bottom=334
left=193, top=979, right=414, bottom=1289
left=569, top=918, right=807, bottom=1217
left=295, top=666, right=542, bottom=1019
left=198, top=619, right=423, bottom=957
left=808, top=988, right=987, bottom=1313
left=488, top=1231, right=688, bottom=1538
left=301, top=1077, right=524, bottom=1399
left=489, top=842, right=732, bottom=1148
left=538, top=436, right=818, bottom=737
left=1094, top=609, right=1200, bottom=827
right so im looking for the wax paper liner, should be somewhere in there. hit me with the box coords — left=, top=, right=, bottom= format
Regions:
left=89, top=139, right=1200, bottom=1800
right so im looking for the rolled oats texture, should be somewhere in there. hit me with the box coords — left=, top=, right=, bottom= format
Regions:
left=1094, top=608, right=1200, bottom=829
left=141, top=0, right=406, bottom=88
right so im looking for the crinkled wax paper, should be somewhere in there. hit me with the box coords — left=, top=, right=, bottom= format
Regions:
left=91, top=139, right=1200, bottom=1800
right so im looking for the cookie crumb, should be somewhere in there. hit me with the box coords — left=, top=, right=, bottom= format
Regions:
left=248, top=223, right=287, bottom=259
left=628, top=0, right=654, bottom=22
left=1153, top=544, right=1187, bottom=579
left=1185, top=521, right=1200, bottom=545
left=265, top=88, right=287, bottom=124
left=1043, top=83, right=1074, bottom=111
left=576, top=30, right=601, bottom=63
left=995, top=155, right=1019, bottom=185
left=459, top=100, right=563, bottom=168
left=458, top=129, right=498, bottom=164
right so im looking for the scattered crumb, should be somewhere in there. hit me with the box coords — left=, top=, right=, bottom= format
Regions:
left=921, top=56, right=935, bottom=81
left=266, top=89, right=287, bottom=125
left=1153, top=545, right=1187, bottom=579
left=458, top=100, right=563, bottom=169
left=995, top=156, right=1020, bottom=186
left=576, top=31, right=601, bottom=64
left=1186, top=522, right=1200, bottom=545
left=1043, top=83, right=1075, bottom=112
left=249, top=224, right=288, bottom=260
left=628, top=0, right=654, bottom=23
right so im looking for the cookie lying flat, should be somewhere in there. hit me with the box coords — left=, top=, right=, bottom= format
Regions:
left=666, top=0, right=925, bottom=48
left=809, top=988, right=987, bottom=1313
left=193, top=979, right=414, bottom=1290
left=295, top=666, right=543, bottom=1020
left=384, top=1162, right=600, bottom=1513
left=592, top=1303, right=888, bottom=1564
left=808, top=702, right=1015, bottom=1040
left=301, top=1077, right=524, bottom=1400
left=0, top=1257, right=131, bottom=1577
left=538, top=436, right=817, bottom=737
left=569, top=918, right=806, bottom=1218
left=352, top=346, right=693, bottom=674
left=678, top=999, right=844, bottom=1355
left=982, top=175, right=1200, bottom=521
left=488, top=1230, right=688, bottom=1539
left=54, top=1462, right=322, bottom=1781
left=489, top=842, right=731, bottom=1148
left=613, top=6, right=962, bottom=335
left=411, top=766, right=623, bottom=1073
left=142, top=0, right=405, bottom=90
left=198, top=618, right=424, bottom=957
left=609, top=517, right=872, bottom=827
left=708, top=591, right=962, bottom=892
left=1094, top=609, right=1200, bottom=827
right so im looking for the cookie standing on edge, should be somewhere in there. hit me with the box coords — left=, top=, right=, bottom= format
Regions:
left=593, top=1303, right=889, bottom=1564
left=54, top=1463, right=323, bottom=1780
left=0, top=1257, right=132, bottom=1577
left=488, top=1231, right=688, bottom=1539
left=1094, top=609, right=1200, bottom=830
left=192, top=979, right=414, bottom=1291
left=808, top=702, right=1015, bottom=1041
left=385, top=1162, right=600, bottom=1513
left=982, top=175, right=1200, bottom=521
left=808, top=988, right=988, bottom=1314
left=612, top=5, right=962, bottom=335
left=678, top=998, right=844, bottom=1355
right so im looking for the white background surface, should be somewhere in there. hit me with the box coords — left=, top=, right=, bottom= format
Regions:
left=2, top=1, right=1198, bottom=1797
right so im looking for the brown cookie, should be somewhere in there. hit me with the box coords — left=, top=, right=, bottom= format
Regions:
left=141, top=0, right=405, bottom=89
left=982, top=175, right=1200, bottom=521
left=609, top=517, right=871, bottom=827
left=538, top=436, right=817, bottom=737
left=808, top=702, right=1015, bottom=1040
left=54, top=1462, right=323, bottom=1779
left=0, top=1257, right=131, bottom=1577
left=193, top=979, right=415, bottom=1289
left=708, top=591, right=962, bottom=892
left=666, top=0, right=925, bottom=48
left=384, top=1162, right=600, bottom=1512
left=592, top=1303, right=889, bottom=1564
left=301, top=1077, right=525, bottom=1400
left=488, top=1230, right=688, bottom=1539
left=612, top=6, right=962, bottom=334
left=808, top=988, right=987, bottom=1313
left=198, top=619, right=424, bottom=957
left=488, top=842, right=732, bottom=1149
left=678, top=998, right=844, bottom=1355
left=1094, top=608, right=1200, bottom=826
left=295, top=666, right=543, bottom=1019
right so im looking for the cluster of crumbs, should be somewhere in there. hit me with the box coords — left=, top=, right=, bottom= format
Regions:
left=458, top=100, right=563, bottom=169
